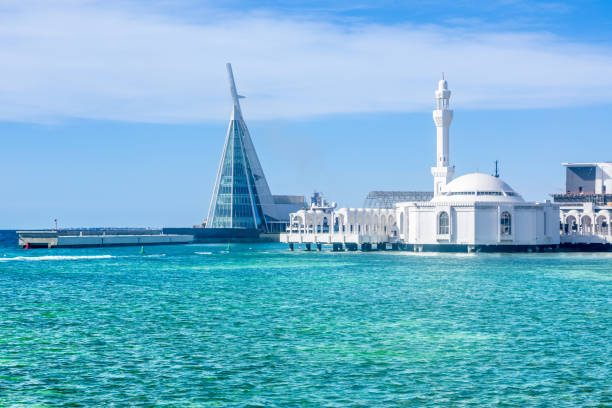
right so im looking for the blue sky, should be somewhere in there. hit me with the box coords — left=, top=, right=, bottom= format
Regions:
left=1, top=0, right=612, bottom=228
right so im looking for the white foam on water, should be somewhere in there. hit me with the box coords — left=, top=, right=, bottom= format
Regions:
left=195, top=252, right=213, bottom=255
left=0, top=254, right=115, bottom=262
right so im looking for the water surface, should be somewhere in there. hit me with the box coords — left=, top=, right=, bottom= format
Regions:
left=1, top=237, right=610, bottom=406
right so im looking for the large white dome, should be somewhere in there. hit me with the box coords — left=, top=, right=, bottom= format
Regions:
left=431, top=173, right=524, bottom=203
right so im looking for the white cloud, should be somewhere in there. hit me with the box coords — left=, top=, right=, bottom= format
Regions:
left=0, top=1, right=611, bottom=122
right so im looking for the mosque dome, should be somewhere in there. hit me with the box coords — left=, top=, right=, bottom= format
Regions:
left=431, top=173, right=524, bottom=203
left=438, top=78, right=448, bottom=90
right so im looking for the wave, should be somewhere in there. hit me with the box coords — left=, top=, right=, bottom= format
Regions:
left=0, top=254, right=114, bottom=262
left=195, top=251, right=213, bottom=255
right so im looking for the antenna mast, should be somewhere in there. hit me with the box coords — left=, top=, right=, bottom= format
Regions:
left=226, top=63, right=245, bottom=112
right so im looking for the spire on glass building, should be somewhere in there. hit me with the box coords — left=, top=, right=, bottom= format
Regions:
left=206, top=63, right=277, bottom=230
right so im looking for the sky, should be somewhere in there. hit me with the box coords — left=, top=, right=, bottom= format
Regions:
left=1, top=0, right=612, bottom=229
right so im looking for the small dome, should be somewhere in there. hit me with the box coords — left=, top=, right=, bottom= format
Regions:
left=438, top=79, right=448, bottom=90
left=432, top=173, right=524, bottom=203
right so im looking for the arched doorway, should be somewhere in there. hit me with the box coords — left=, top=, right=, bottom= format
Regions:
left=596, top=215, right=608, bottom=235
left=565, top=215, right=577, bottom=234
left=581, top=216, right=593, bottom=234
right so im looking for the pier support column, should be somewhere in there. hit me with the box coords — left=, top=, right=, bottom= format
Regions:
left=289, top=243, right=294, bottom=251
left=332, top=243, right=343, bottom=252
left=305, top=243, right=311, bottom=251
left=316, top=243, right=322, bottom=251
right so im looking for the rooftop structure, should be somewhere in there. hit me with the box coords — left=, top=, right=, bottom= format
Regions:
left=363, top=191, right=433, bottom=209
left=551, top=162, right=612, bottom=206
left=562, top=162, right=612, bottom=194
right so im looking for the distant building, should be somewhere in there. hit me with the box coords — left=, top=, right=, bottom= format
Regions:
left=553, top=162, right=612, bottom=247
left=206, top=63, right=304, bottom=233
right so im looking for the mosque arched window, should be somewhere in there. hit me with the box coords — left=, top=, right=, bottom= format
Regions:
left=501, top=211, right=512, bottom=235
left=438, top=211, right=449, bottom=235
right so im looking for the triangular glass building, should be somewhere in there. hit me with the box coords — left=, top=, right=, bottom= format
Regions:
left=206, top=63, right=278, bottom=230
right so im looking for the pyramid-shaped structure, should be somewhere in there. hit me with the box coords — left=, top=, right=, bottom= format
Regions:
left=206, top=63, right=277, bottom=230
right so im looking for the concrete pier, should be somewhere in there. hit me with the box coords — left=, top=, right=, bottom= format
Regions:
left=17, top=229, right=193, bottom=249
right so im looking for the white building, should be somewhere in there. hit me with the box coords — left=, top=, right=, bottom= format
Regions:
left=281, top=77, right=560, bottom=252
left=397, top=173, right=559, bottom=251
left=553, top=163, right=612, bottom=249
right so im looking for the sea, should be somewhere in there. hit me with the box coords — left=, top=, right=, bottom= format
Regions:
left=0, top=230, right=610, bottom=407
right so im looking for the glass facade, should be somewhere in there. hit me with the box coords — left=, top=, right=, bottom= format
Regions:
left=209, top=118, right=266, bottom=229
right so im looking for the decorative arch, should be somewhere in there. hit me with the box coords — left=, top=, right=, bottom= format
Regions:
left=581, top=215, right=593, bottom=234
left=565, top=215, right=577, bottom=234
left=388, top=214, right=395, bottom=228
left=322, top=216, right=329, bottom=233
left=292, top=214, right=305, bottom=233
left=333, top=213, right=345, bottom=233
left=595, top=214, right=608, bottom=235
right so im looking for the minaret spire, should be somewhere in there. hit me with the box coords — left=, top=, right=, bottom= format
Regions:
left=431, top=75, right=455, bottom=196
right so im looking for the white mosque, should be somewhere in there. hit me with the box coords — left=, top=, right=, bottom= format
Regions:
left=281, top=77, right=560, bottom=252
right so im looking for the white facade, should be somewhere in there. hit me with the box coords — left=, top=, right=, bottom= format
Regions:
left=283, top=207, right=398, bottom=249
left=397, top=173, right=559, bottom=249
left=281, top=77, right=560, bottom=252
left=560, top=204, right=612, bottom=245
left=554, top=162, right=612, bottom=247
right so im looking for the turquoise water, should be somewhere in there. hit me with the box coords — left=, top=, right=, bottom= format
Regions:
left=1, top=241, right=611, bottom=407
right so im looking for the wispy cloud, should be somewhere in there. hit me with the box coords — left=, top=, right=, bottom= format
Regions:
left=0, top=0, right=611, bottom=122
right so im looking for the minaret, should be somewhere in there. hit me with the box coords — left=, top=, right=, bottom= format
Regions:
left=430, top=74, right=455, bottom=196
